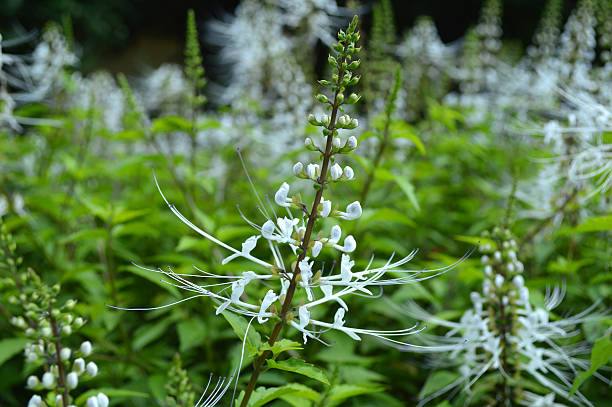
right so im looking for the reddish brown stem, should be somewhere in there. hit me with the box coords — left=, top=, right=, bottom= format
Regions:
left=239, top=74, right=345, bottom=407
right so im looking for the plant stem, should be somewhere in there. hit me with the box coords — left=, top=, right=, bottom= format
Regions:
left=239, top=72, right=345, bottom=407
left=50, top=310, right=70, bottom=407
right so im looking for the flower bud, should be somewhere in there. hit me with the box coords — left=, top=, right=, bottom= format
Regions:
left=55, top=395, right=63, bottom=407
left=41, top=327, right=52, bottom=337
left=304, top=137, right=316, bottom=150
left=27, top=375, right=39, bottom=388
left=307, top=114, right=318, bottom=126
left=62, top=325, right=72, bottom=335
left=74, top=317, right=84, bottom=327
left=343, top=166, right=354, bottom=180
left=346, top=136, right=357, bottom=149
left=97, top=393, right=110, bottom=407
left=86, top=361, right=98, bottom=377
left=330, top=163, right=342, bottom=180
left=28, top=395, right=42, bottom=407
left=65, top=299, right=76, bottom=309
left=347, top=93, right=361, bottom=104
left=60, top=348, right=71, bottom=361
left=42, top=372, right=55, bottom=389
left=73, top=358, right=85, bottom=374
left=312, top=241, right=323, bottom=258
left=315, top=94, right=328, bottom=103
left=80, top=341, right=92, bottom=356
left=348, top=118, right=358, bottom=129
left=332, top=137, right=341, bottom=149
left=306, top=163, right=320, bottom=180
left=292, top=162, right=303, bottom=176
left=66, top=372, right=78, bottom=389
left=336, top=93, right=344, bottom=104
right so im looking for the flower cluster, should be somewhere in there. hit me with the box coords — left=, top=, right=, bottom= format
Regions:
left=397, top=227, right=605, bottom=406
left=0, top=225, right=108, bottom=407
left=131, top=16, right=445, bottom=350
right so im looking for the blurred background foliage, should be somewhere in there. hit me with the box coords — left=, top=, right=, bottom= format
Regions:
left=0, top=0, right=610, bottom=406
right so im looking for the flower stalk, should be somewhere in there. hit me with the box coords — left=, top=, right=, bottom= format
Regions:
left=240, top=17, right=362, bottom=407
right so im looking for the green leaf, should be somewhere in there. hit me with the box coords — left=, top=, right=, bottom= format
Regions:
left=394, top=176, right=420, bottom=212
left=197, top=118, right=222, bottom=130
left=391, top=122, right=426, bottom=155
left=151, top=115, right=193, bottom=133
left=267, top=358, right=330, bottom=385
left=570, top=336, right=612, bottom=395
left=177, top=319, right=207, bottom=352
left=132, top=318, right=174, bottom=350
left=326, top=384, right=383, bottom=407
left=75, top=388, right=149, bottom=404
left=374, top=168, right=420, bottom=212
left=420, top=371, right=461, bottom=399
left=259, top=339, right=303, bottom=357
left=241, top=384, right=319, bottom=407
left=112, top=208, right=149, bottom=224
left=221, top=312, right=262, bottom=351
left=0, top=338, right=28, bottom=367
left=361, top=208, right=415, bottom=227
left=573, top=216, right=612, bottom=233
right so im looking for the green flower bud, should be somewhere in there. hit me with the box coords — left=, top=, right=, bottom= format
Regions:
left=347, top=93, right=361, bottom=104
left=315, top=94, right=329, bottom=104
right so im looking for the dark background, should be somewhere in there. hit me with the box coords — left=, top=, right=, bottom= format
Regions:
left=1, top=0, right=578, bottom=74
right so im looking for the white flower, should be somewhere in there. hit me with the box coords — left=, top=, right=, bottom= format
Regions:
left=60, top=347, right=71, bottom=361
left=343, top=166, right=354, bottom=180
left=299, top=257, right=314, bottom=301
left=42, top=372, right=55, bottom=389
left=298, top=305, right=310, bottom=329
left=73, top=358, right=85, bottom=374
left=87, top=393, right=109, bottom=407
left=222, top=235, right=260, bottom=264
left=335, top=235, right=356, bottom=253
left=26, top=375, right=39, bottom=388
left=80, top=341, right=92, bottom=356
left=261, top=217, right=299, bottom=245
left=329, top=225, right=342, bottom=244
left=337, top=201, right=362, bottom=220
left=258, top=290, right=279, bottom=323
left=330, top=163, right=343, bottom=180
left=320, top=198, right=331, bottom=218
left=312, top=241, right=323, bottom=257
left=306, top=163, right=320, bottom=180
left=346, top=136, right=357, bottom=149
left=340, top=254, right=354, bottom=283
left=293, top=162, right=303, bottom=176
left=66, top=372, right=78, bottom=389
left=28, top=395, right=43, bottom=407
left=274, top=182, right=292, bottom=207
left=86, top=361, right=98, bottom=377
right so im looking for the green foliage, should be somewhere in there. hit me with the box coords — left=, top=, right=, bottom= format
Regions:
left=0, top=4, right=609, bottom=407
left=570, top=336, right=612, bottom=395
left=184, top=9, right=206, bottom=109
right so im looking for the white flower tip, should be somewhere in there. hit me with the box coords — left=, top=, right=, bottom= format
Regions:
left=66, top=372, right=78, bottom=389
left=274, top=182, right=292, bottom=207
left=330, top=163, right=342, bottom=180
left=343, top=166, right=354, bottom=180
left=342, top=235, right=357, bottom=252
left=86, top=361, right=98, bottom=377
left=80, top=341, right=92, bottom=356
